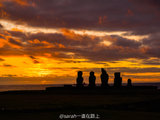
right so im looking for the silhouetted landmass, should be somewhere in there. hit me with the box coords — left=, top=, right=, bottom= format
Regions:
left=0, top=88, right=160, bottom=120
left=46, top=86, right=158, bottom=94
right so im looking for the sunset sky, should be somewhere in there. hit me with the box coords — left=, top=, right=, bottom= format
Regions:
left=0, top=0, right=160, bottom=85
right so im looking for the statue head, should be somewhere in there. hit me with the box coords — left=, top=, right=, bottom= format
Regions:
left=114, top=72, right=120, bottom=78
left=101, top=68, right=106, bottom=74
left=90, top=71, right=94, bottom=76
left=78, top=71, right=83, bottom=77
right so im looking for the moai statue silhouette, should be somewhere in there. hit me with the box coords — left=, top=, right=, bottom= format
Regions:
left=114, top=72, right=122, bottom=87
left=100, top=68, right=109, bottom=87
left=89, top=71, right=96, bottom=87
left=76, top=71, right=84, bottom=87
left=127, top=79, right=132, bottom=87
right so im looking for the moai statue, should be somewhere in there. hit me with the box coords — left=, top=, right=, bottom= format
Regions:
left=114, top=72, right=122, bottom=87
left=127, top=79, right=132, bottom=87
left=76, top=71, right=84, bottom=87
left=89, top=71, right=96, bottom=87
left=101, top=68, right=109, bottom=87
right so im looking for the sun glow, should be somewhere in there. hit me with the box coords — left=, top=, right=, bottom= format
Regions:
left=0, top=20, right=158, bottom=84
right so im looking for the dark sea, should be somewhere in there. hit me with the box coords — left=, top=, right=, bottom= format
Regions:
left=0, top=83, right=160, bottom=92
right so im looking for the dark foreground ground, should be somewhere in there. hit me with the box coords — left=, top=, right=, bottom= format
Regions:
left=0, top=87, right=160, bottom=120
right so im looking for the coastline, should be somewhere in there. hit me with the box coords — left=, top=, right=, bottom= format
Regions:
left=0, top=82, right=160, bottom=92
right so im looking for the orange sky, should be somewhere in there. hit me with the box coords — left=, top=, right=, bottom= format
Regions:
left=0, top=0, right=160, bottom=85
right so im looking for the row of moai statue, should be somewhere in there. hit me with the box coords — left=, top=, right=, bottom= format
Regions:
left=76, top=68, right=132, bottom=87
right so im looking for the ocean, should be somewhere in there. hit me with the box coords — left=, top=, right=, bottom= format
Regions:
left=0, top=83, right=160, bottom=92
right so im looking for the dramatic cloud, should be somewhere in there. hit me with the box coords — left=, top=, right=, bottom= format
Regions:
left=0, top=29, right=149, bottom=61
left=142, top=33, right=160, bottom=58
left=112, top=35, right=142, bottom=48
left=0, top=0, right=160, bottom=84
left=0, top=0, right=159, bottom=34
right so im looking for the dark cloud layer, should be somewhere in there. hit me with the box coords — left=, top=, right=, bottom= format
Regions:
left=142, top=33, right=160, bottom=58
left=112, top=35, right=142, bottom=48
left=0, top=0, right=160, bottom=34
left=0, top=0, right=160, bottom=63
left=0, top=29, right=149, bottom=61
